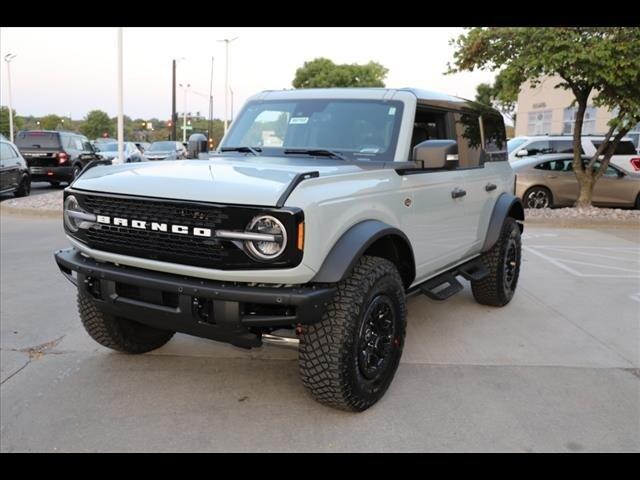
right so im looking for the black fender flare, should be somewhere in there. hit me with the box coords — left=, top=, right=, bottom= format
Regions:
left=482, top=193, right=525, bottom=252
left=311, top=220, right=415, bottom=285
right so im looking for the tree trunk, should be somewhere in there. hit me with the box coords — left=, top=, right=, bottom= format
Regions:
left=575, top=177, right=595, bottom=208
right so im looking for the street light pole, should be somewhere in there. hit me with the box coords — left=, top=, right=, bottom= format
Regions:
left=171, top=57, right=185, bottom=142
left=117, top=27, right=124, bottom=164
left=209, top=56, right=214, bottom=144
left=230, top=88, right=234, bottom=124
left=217, top=37, right=238, bottom=135
left=179, top=83, right=190, bottom=143
left=4, top=53, right=17, bottom=142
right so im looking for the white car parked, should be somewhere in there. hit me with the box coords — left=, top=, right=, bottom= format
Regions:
left=508, top=135, right=640, bottom=174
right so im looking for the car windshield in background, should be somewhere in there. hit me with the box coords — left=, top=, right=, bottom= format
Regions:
left=149, top=142, right=176, bottom=151
left=14, top=132, right=61, bottom=149
left=592, top=140, right=637, bottom=155
left=96, top=143, right=119, bottom=152
left=221, top=99, right=405, bottom=161
left=507, top=138, right=528, bottom=153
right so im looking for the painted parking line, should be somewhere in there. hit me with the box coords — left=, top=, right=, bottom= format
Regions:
left=524, top=246, right=640, bottom=279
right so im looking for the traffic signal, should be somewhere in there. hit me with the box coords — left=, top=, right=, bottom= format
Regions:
left=167, top=120, right=173, bottom=128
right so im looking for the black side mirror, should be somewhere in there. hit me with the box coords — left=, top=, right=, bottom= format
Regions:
left=413, top=139, right=459, bottom=169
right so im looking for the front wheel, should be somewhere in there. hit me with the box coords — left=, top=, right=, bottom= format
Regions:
left=78, top=292, right=175, bottom=353
left=13, top=174, right=31, bottom=197
left=471, top=217, right=522, bottom=307
left=298, top=256, right=407, bottom=412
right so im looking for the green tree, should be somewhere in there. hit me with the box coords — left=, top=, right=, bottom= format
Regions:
left=0, top=106, right=25, bottom=138
left=40, top=114, right=62, bottom=130
left=475, top=72, right=517, bottom=124
left=80, top=110, right=113, bottom=139
left=449, top=27, right=640, bottom=207
left=293, top=57, right=388, bottom=89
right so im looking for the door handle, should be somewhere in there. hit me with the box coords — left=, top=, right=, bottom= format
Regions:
left=451, top=188, right=467, bottom=199
left=485, top=183, right=497, bottom=192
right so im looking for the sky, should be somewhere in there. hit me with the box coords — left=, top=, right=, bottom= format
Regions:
left=0, top=27, right=497, bottom=121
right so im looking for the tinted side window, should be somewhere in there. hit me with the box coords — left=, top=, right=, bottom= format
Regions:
left=454, top=112, right=483, bottom=168
left=524, top=141, right=551, bottom=155
left=481, top=114, right=507, bottom=162
left=550, top=140, right=584, bottom=154
left=0, top=143, right=17, bottom=161
left=592, top=140, right=637, bottom=155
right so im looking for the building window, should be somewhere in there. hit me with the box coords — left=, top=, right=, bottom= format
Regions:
left=563, top=106, right=596, bottom=135
left=527, top=110, right=552, bottom=135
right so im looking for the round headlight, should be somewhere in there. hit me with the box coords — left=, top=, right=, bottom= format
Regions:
left=63, top=195, right=82, bottom=232
left=245, top=215, right=287, bottom=260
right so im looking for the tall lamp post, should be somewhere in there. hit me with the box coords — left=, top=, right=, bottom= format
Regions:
left=217, top=37, right=238, bottom=135
left=172, top=57, right=185, bottom=141
left=230, top=88, right=234, bottom=124
left=117, top=27, right=124, bottom=164
left=179, top=83, right=191, bottom=143
left=4, top=53, right=17, bottom=141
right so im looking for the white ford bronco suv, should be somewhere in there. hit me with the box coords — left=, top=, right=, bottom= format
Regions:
left=54, top=88, right=524, bottom=411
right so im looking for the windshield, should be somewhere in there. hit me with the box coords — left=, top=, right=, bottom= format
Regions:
left=507, top=138, right=528, bottom=154
left=149, top=141, right=176, bottom=151
left=96, top=142, right=118, bottom=152
left=15, top=132, right=61, bottom=149
left=221, top=99, right=404, bottom=161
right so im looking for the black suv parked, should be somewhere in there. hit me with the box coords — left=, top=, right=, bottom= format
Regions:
left=0, top=139, right=31, bottom=197
left=14, top=130, right=102, bottom=186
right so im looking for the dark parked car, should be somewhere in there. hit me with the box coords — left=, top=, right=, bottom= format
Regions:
left=0, top=138, right=31, bottom=197
left=14, top=130, right=102, bottom=186
left=143, top=141, right=188, bottom=161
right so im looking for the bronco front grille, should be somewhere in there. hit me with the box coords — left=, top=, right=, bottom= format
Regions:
left=67, top=191, right=303, bottom=270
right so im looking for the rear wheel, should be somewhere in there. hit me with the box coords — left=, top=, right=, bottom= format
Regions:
left=78, top=292, right=175, bottom=353
left=471, top=217, right=522, bottom=307
left=49, top=181, right=61, bottom=188
left=298, top=256, right=407, bottom=411
left=635, top=194, right=639, bottom=210
left=523, top=186, right=553, bottom=209
left=13, top=174, right=31, bottom=197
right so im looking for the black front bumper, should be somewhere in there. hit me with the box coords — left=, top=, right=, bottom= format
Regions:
left=54, top=248, right=335, bottom=348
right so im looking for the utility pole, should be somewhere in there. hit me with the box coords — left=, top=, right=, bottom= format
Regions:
left=117, top=27, right=124, bottom=164
left=217, top=37, right=238, bottom=135
left=4, top=53, right=17, bottom=142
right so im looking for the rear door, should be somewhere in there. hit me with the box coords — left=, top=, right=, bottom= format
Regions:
left=592, top=162, right=632, bottom=205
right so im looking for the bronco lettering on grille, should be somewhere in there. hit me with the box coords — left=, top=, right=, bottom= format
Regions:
left=95, top=215, right=213, bottom=238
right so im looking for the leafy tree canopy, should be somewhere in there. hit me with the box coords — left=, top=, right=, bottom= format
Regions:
left=80, top=110, right=113, bottom=139
left=450, top=27, right=640, bottom=207
left=293, top=57, right=388, bottom=89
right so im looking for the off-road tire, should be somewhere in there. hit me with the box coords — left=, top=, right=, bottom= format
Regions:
left=78, top=292, right=175, bottom=353
left=471, top=217, right=521, bottom=307
left=298, top=256, right=407, bottom=412
left=13, top=175, right=31, bottom=197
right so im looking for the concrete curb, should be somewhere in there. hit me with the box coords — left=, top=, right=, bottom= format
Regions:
left=524, top=218, right=640, bottom=229
left=0, top=203, right=62, bottom=219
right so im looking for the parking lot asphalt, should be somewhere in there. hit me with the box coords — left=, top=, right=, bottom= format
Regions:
left=1, top=214, right=638, bottom=452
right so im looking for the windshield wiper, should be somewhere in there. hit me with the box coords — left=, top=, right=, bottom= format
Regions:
left=283, top=148, right=348, bottom=161
left=220, top=146, right=262, bottom=156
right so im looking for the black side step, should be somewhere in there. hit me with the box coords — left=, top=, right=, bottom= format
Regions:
left=418, top=274, right=463, bottom=301
left=457, top=259, right=488, bottom=282
left=412, top=257, right=489, bottom=301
